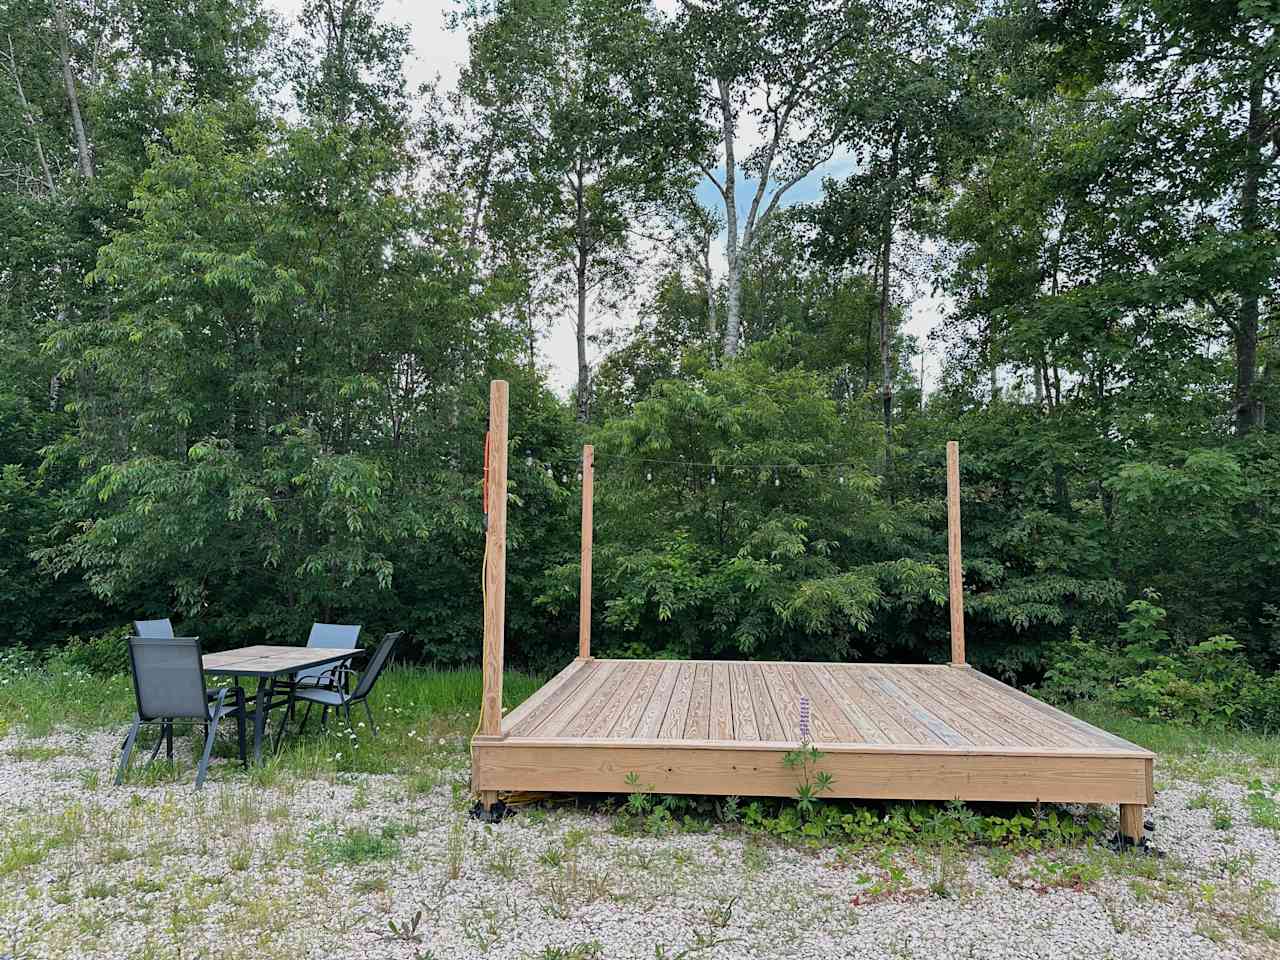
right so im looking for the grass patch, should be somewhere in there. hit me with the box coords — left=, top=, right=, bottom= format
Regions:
left=0, top=664, right=541, bottom=784
left=0, top=668, right=133, bottom=736
left=307, top=823, right=407, bottom=865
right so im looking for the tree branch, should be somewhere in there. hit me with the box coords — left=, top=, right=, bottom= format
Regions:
left=5, top=34, right=54, bottom=194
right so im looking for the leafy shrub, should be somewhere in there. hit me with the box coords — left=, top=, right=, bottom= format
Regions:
left=46, top=626, right=131, bottom=678
left=1043, top=594, right=1280, bottom=731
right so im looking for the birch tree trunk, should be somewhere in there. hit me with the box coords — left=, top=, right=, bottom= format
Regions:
left=1233, top=73, right=1268, bottom=435
left=717, top=77, right=742, bottom=358
left=878, top=133, right=900, bottom=487
left=574, top=165, right=591, bottom=422
left=54, top=0, right=93, bottom=180
left=6, top=35, right=55, bottom=193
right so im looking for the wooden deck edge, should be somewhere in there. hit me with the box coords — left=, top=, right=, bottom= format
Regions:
left=497, top=657, right=591, bottom=737
left=472, top=735, right=1152, bottom=759
left=473, top=741, right=1152, bottom=804
left=966, top=668, right=1150, bottom=754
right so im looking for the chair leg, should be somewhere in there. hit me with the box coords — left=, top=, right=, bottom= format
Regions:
left=195, top=714, right=220, bottom=790
left=299, top=701, right=313, bottom=735
left=146, top=723, right=166, bottom=764
left=236, top=708, right=247, bottom=769
left=115, top=715, right=141, bottom=785
left=273, top=687, right=297, bottom=754
left=362, top=699, right=377, bottom=738
left=165, top=721, right=174, bottom=761
left=320, top=705, right=329, bottom=729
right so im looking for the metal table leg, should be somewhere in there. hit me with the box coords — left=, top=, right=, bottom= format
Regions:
left=253, top=675, right=275, bottom=764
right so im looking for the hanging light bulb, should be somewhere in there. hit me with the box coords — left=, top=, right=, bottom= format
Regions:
left=645, top=468, right=652, bottom=482
left=773, top=468, right=780, bottom=488
left=838, top=470, right=846, bottom=485
left=561, top=473, right=569, bottom=484
left=546, top=465, right=553, bottom=478
left=709, top=469, right=716, bottom=486
left=526, top=453, right=533, bottom=467
left=577, top=470, right=583, bottom=482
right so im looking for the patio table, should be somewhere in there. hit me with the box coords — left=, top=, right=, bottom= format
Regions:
left=203, top=645, right=363, bottom=763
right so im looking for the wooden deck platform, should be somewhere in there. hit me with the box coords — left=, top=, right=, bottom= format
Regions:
left=472, top=658, right=1154, bottom=810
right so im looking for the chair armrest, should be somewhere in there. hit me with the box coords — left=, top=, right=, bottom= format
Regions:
left=313, top=662, right=357, bottom=689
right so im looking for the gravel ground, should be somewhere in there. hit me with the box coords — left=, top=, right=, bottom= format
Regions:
left=1, top=728, right=1278, bottom=959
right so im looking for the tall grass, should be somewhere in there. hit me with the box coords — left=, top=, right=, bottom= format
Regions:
left=0, top=659, right=543, bottom=781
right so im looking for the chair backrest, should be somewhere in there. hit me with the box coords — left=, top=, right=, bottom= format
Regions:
left=353, top=631, right=402, bottom=700
left=127, top=636, right=208, bottom=721
left=133, top=618, right=175, bottom=639
left=308, top=623, right=361, bottom=648
left=297, top=623, right=362, bottom=681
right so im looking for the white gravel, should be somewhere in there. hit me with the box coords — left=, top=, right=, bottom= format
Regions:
left=1, top=728, right=1278, bottom=959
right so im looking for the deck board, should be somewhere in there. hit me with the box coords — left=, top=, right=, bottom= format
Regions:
left=634, top=662, right=680, bottom=738
left=728, top=663, right=761, bottom=741
left=684, top=663, right=713, bottom=739
left=710, top=662, right=734, bottom=740
left=658, top=662, right=696, bottom=739
left=486, top=658, right=1154, bottom=809
left=880, top=665, right=1024, bottom=748
left=745, top=661, right=785, bottom=740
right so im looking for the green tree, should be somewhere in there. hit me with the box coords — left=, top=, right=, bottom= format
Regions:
left=675, top=0, right=868, bottom=357
left=1040, top=0, right=1280, bottom=434
left=457, top=0, right=701, bottom=421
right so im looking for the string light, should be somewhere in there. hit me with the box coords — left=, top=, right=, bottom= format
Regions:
left=645, top=468, right=652, bottom=482
left=709, top=469, right=716, bottom=486
left=526, top=452, right=533, bottom=467
left=773, top=468, right=780, bottom=488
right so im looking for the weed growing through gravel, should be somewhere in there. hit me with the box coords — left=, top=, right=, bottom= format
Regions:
left=307, top=823, right=405, bottom=865
left=1245, top=779, right=1280, bottom=830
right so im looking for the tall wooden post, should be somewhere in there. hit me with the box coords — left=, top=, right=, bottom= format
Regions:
left=482, top=380, right=509, bottom=738
left=946, top=440, right=965, bottom=666
left=579, top=444, right=594, bottom=659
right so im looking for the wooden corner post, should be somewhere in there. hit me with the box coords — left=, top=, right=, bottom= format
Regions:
left=482, top=379, right=509, bottom=740
left=579, top=444, right=594, bottom=659
left=946, top=440, right=966, bottom=666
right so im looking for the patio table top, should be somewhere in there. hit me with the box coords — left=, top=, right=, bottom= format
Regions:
left=202, top=644, right=363, bottom=677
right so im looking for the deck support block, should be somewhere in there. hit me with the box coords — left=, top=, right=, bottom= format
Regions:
left=1119, top=803, right=1144, bottom=843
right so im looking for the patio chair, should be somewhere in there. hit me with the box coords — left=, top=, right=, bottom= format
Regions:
left=133, top=618, right=175, bottom=638
left=294, top=623, right=362, bottom=691
left=289, top=631, right=403, bottom=739
left=271, top=622, right=364, bottom=725
left=116, top=636, right=247, bottom=789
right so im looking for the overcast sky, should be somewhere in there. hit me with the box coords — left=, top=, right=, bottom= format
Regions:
left=266, top=0, right=943, bottom=394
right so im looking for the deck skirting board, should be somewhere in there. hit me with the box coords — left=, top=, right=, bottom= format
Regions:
left=473, top=742, right=1153, bottom=805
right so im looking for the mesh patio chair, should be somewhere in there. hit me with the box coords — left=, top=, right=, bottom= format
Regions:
left=294, top=623, right=362, bottom=691
left=116, top=636, right=247, bottom=789
left=133, top=618, right=175, bottom=638
left=286, top=631, right=403, bottom=741
left=273, top=622, right=363, bottom=723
